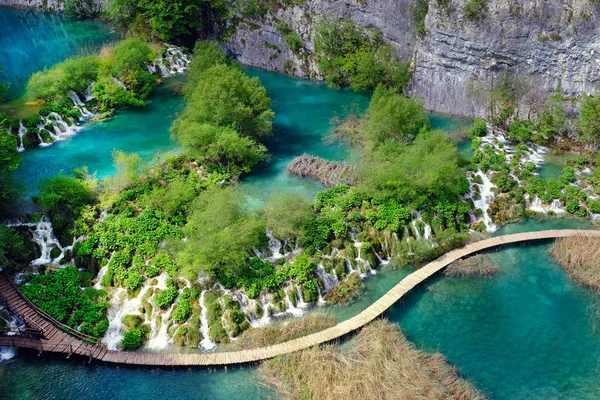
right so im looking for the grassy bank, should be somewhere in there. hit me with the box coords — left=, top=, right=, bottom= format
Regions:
left=260, top=319, right=486, bottom=400
left=550, top=236, right=600, bottom=291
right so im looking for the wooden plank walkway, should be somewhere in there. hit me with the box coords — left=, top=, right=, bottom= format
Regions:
left=1, top=229, right=599, bottom=366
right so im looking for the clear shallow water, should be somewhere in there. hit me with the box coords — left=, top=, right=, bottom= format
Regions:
left=0, top=353, right=268, bottom=400
left=240, top=68, right=370, bottom=207
left=0, top=8, right=120, bottom=99
left=388, top=218, right=600, bottom=400
left=14, top=81, right=183, bottom=203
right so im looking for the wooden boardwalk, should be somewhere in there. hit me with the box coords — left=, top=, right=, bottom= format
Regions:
left=1, top=229, right=599, bottom=366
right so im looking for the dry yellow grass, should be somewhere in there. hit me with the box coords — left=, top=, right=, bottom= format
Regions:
left=444, top=254, right=500, bottom=278
left=260, top=319, right=486, bottom=400
left=550, top=236, right=600, bottom=291
left=221, top=313, right=337, bottom=351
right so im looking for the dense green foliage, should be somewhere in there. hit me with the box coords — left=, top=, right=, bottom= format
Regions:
left=64, top=0, right=100, bottom=19
left=93, top=39, right=157, bottom=111
left=172, top=43, right=273, bottom=174
left=38, top=174, right=95, bottom=242
left=105, top=0, right=227, bottom=41
left=0, top=225, right=32, bottom=270
left=20, top=266, right=109, bottom=337
left=122, top=325, right=151, bottom=350
left=25, top=39, right=157, bottom=112
left=315, top=19, right=410, bottom=92
left=0, top=124, right=21, bottom=208
left=26, top=56, right=100, bottom=103
left=578, top=94, right=600, bottom=143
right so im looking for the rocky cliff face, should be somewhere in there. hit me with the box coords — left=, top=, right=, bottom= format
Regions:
left=224, top=0, right=416, bottom=78
left=224, top=0, right=600, bottom=118
left=413, top=0, right=600, bottom=117
left=0, top=0, right=64, bottom=10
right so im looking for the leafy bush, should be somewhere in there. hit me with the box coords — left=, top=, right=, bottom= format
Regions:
left=20, top=266, right=109, bottom=337
left=315, top=19, right=410, bottom=92
left=154, top=285, right=178, bottom=308
left=463, top=0, right=487, bottom=21
left=64, top=0, right=100, bottom=19
left=172, top=298, right=192, bottom=323
left=469, top=119, right=487, bottom=138
left=122, top=325, right=150, bottom=350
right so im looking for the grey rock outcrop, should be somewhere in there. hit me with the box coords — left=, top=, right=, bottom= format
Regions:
left=224, top=0, right=600, bottom=118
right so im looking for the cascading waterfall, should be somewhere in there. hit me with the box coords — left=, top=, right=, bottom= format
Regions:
left=148, top=45, right=191, bottom=78
left=67, top=91, right=94, bottom=119
left=266, top=230, right=283, bottom=260
left=0, top=304, right=23, bottom=361
left=17, top=122, right=26, bottom=152
left=199, top=290, right=216, bottom=350
left=471, top=170, right=498, bottom=232
left=316, top=264, right=338, bottom=291
left=6, top=217, right=78, bottom=265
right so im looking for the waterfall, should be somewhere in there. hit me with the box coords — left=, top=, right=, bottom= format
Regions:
left=8, top=217, right=68, bottom=265
left=145, top=302, right=175, bottom=350
left=266, top=230, right=283, bottom=260
left=316, top=264, right=338, bottom=291
left=148, top=45, right=191, bottom=78
left=85, top=83, right=95, bottom=101
left=283, top=287, right=304, bottom=317
left=529, top=196, right=546, bottom=213
left=67, top=91, right=93, bottom=119
left=551, top=199, right=565, bottom=213
left=102, top=287, right=145, bottom=350
left=472, top=170, right=498, bottom=232
left=111, top=77, right=127, bottom=90
left=199, top=290, right=217, bottom=350
left=17, top=122, right=26, bottom=152
left=316, top=285, right=326, bottom=305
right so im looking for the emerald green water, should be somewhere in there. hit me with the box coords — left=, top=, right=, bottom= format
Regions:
left=4, top=8, right=600, bottom=400
left=0, top=8, right=120, bottom=99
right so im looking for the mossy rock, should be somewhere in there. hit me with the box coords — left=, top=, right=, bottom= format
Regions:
left=122, top=314, right=144, bottom=329
left=277, top=301, right=287, bottom=313
left=49, top=247, right=62, bottom=260
left=267, top=305, right=276, bottom=317
left=254, top=301, right=264, bottom=319
left=287, top=289, right=297, bottom=307
left=150, top=278, right=158, bottom=286
left=23, top=129, right=41, bottom=148
left=209, top=320, right=229, bottom=343
left=173, top=326, right=188, bottom=346
left=39, top=129, right=53, bottom=144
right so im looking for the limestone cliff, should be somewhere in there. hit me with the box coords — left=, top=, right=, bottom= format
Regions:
left=223, top=0, right=600, bottom=118
left=0, top=0, right=64, bottom=10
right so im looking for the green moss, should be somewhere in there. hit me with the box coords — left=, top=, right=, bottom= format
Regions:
left=122, top=314, right=144, bottom=329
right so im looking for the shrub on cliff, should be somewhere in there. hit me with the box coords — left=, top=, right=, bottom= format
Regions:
left=64, top=0, right=100, bottom=19
left=315, top=19, right=410, bottom=92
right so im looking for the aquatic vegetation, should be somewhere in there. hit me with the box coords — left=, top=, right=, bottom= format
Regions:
left=261, top=319, right=486, bottom=400
left=286, top=154, right=355, bottom=187
left=444, top=254, right=500, bottom=278
left=550, top=236, right=600, bottom=291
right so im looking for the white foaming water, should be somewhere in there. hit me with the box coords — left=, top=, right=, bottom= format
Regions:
left=266, top=230, right=283, bottom=260
left=17, top=122, right=26, bottom=152
left=7, top=217, right=73, bottom=265
left=316, top=264, right=338, bottom=291
left=199, top=290, right=217, bottom=350
left=149, top=45, right=191, bottom=78
left=0, top=347, right=16, bottom=362
left=67, top=91, right=94, bottom=119
left=472, top=170, right=498, bottom=232
left=102, top=286, right=147, bottom=350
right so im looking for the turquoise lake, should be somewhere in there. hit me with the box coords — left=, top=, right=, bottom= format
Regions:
left=3, top=7, right=600, bottom=400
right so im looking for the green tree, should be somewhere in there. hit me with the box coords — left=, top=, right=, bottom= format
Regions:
left=174, top=63, right=274, bottom=141
left=176, top=186, right=265, bottom=280
left=185, top=41, right=230, bottom=96
left=64, top=0, right=100, bottom=19
left=578, top=93, right=600, bottom=143
left=38, top=174, right=95, bottom=240
left=259, top=193, right=313, bottom=240
left=26, top=56, right=100, bottom=102
left=105, top=0, right=207, bottom=41
left=0, top=127, right=21, bottom=211
left=315, top=19, right=410, bottom=92
left=362, top=86, right=430, bottom=149
left=174, top=123, right=268, bottom=173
